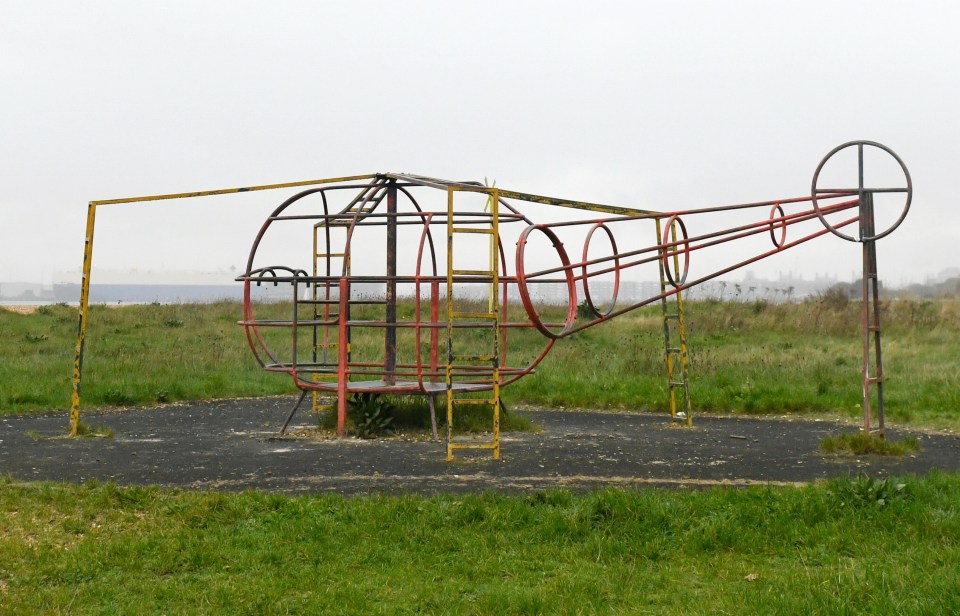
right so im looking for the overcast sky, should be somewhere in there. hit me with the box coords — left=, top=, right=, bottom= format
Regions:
left=2, top=1, right=957, bottom=288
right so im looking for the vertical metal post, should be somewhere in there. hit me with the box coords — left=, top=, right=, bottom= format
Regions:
left=656, top=217, right=693, bottom=426
left=445, top=188, right=455, bottom=461
left=855, top=142, right=885, bottom=436
left=671, top=225, right=693, bottom=427
left=430, top=280, right=439, bottom=381
left=337, top=277, right=349, bottom=435
left=311, top=224, right=319, bottom=412
left=385, top=180, right=398, bottom=384
left=860, top=191, right=885, bottom=436
left=490, top=189, right=501, bottom=459
left=69, top=202, right=98, bottom=437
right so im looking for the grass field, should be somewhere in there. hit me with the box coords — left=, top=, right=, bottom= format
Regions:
left=2, top=473, right=959, bottom=614
left=3, top=298, right=959, bottom=613
left=2, top=297, right=958, bottom=429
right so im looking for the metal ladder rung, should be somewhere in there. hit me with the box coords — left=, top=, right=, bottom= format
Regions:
left=452, top=354, right=496, bottom=362
left=866, top=376, right=883, bottom=384
left=301, top=299, right=385, bottom=305
left=451, top=311, right=498, bottom=320
left=345, top=190, right=383, bottom=209
left=316, top=253, right=347, bottom=258
left=450, top=398, right=496, bottom=406
left=452, top=227, right=496, bottom=235
left=448, top=442, right=499, bottom=450
left=451, top=269, right=495, bottom=277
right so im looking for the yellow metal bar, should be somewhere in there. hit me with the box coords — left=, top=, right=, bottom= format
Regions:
left=450, top=312, right=498, bottom=320
left=69, top=202, right=98, bottom=436
left=489, top=188, right=501, bottom=459
left=451, top=227, right=495, bottom=235
left=90, top=174, right=377, bottom=206
left=70, top=174, right=374, bottom=436
left=655, top=218, right=678, bottom=419
left=494, top=188, right=655, bottom=217
left=312, top=224, right=320, bottom=414
left=450, top=269, right=495, bottom=277
left=669, top=222, right=693, bottom=426
left=384, top=172, right=654, bottom=217
left=656, top=218, right=693, bottom=428
left=443, top=185, right=502, bottom=460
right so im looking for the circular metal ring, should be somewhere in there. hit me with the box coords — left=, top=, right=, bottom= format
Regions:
left=516, top=224, right=577, bottom=339
left=661, top=215, right=690, bottom=288
left=768, top=203, right=787, bottom=248
left=581, top=223, right=620, bottom=318
left=811, top=140, right=912, bottom=243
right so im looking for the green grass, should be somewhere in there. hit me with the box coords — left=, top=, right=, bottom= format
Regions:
left=821, top=432, right=920, bottom=456
left=2, top=300, right=959, bottom=613
left=0, top=301, right=293, bottom=413
left=1, top=473, right=959, bottom=614
left=2, top=298, right=959, bottom=430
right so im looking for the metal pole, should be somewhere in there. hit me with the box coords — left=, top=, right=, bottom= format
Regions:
left=860, top=190, right=884, bottom=435
left=69, top=202, right=97, bottom=436
left=385, top=180, right=398, bottom=384
left=337, top=277, right=349, bottom=435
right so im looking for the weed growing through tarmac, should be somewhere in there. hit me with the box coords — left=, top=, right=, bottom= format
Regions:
left=314, top=393, right=535, bottom=438
left=25, top=421, right=115, bottom=441
left=820, top=431, right=919, bottom=456
left=347, top=393, right=396, bottom=438
left=73, top=421, right=115, bottom=439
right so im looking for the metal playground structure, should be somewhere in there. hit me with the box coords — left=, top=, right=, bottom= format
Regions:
left=69, top=141, right=912, bottom=460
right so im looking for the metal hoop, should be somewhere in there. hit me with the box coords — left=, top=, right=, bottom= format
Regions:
left=768, top=203, right=787, bottom=248
left=581, top=223, right=620, bottom=318
left=516, top=224, right=578, bottom=339
left=811, top=140, right=912, bottom=243
left=661, top=215, right=690, bottom=288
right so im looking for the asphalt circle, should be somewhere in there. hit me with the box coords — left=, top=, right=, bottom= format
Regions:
left=2, top=397, right=958, bottom=494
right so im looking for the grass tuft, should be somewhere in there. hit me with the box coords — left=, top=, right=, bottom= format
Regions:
left=315, top=393, right=535, bottom=437
left=73, top=421, right=115, bottom=439
left=821, top=431, right=919, bottom=456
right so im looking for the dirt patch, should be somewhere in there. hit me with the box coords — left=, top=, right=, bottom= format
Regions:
left=0, top=305, right=40, bottom=314
left=2, top=397, right=959, bottom=494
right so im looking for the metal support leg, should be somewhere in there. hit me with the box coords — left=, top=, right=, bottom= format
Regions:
left=280, top=389, right=310, bottom=435
left=860, top=194, right=885, bottom=436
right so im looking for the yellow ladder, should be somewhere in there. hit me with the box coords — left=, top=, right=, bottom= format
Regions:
left=309, top=181, right=388, bottom=414
left=656, top=217, right=693, bottom=426
left=445, top=187, right=501, bottom=460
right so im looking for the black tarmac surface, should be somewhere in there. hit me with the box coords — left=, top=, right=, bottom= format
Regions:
left=2, top=397, right=958, bottom=494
